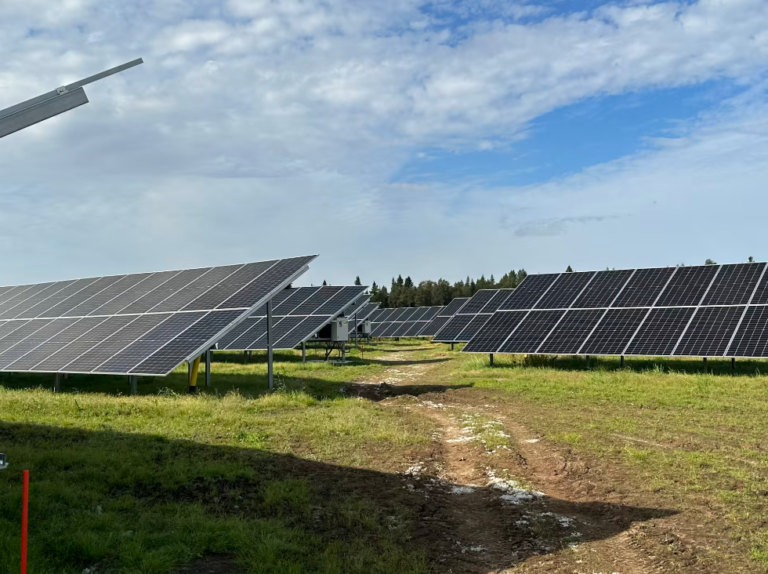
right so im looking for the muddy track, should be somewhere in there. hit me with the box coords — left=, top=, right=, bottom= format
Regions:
left=348, top=356, right=685, bottom=573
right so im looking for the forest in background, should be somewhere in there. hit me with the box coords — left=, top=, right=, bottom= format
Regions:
left=353, top=269, right=529, bottom=308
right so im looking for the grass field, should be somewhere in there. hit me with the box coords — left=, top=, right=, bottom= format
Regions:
left=0, top=340, right=767, bottom=572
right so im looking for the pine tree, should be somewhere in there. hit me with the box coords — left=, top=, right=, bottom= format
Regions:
left=749, top=256, right=755, bottom=263
left=322, top=280, right=327, bottom=286
left=355, top=276, right=362, bottom=285
left=565, top=265, right=573, bottom=273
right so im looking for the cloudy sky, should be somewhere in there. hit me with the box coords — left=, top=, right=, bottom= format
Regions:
left=1, top=0, right=767, bottom=288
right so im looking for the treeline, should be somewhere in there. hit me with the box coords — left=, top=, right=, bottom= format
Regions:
left=360, top=270, right=528, bottom=308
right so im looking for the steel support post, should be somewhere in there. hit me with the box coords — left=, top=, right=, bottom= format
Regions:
left=188, top=356, right=201, bottom=394
left=54, top=373, right=61, bottom=393
left=302, top=341, right=306, bottom=363
left=205, top=349, right=211, bottom=387
left=129, top=375, right=138, bottom=396
left=267, top=300, right=274, bottom=392
left=620, top=355, right=625, bottom=368
left=732, top=357, right=735, bottom=371
left=489, top=353, right=494, bottom=366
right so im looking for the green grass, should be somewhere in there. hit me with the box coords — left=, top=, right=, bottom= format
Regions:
left=0, top=341, right=435, bottom=574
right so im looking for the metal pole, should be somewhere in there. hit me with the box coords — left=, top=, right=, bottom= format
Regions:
left=129, top=376, right=137, bottom=396
left=302, top=341, right=306, bottom=363
left=188, top=357, right=200, bottom=394
left=620, top=355, right=625, bottom=368
left=267, top=299, right=274, bottom=392
left=586, top=355, right=590, bottom=369
left=205, top=349, right=211, bottom=387
left=451, top=342, right=455, bottom=351
left=732, top=357, right=735, bottom=371
left=341, top=343, right=346, bottom=362
left=54, top=373, right=60, bottom=393
left=21, top=470, right=28, bottom=574
left=489, top=353, right=494, bottom=366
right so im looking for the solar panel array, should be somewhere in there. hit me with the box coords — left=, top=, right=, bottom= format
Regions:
left=217, top=286, right=367, bottom=350
left=433, top=289, right=515, bottom=343
left=348, top=302, right=381, bottom=337
left=464, top=262, right=768, bottom=358
left=419, top=297, right=469, bottom=338
left=370, top=306, right=442, bottom=338
left=0, top=256, right=315, bottom=375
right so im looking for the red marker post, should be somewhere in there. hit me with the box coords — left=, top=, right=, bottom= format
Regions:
left=21, top=470, right=28, bottom=574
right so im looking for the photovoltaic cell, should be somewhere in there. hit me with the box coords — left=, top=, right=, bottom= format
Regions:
left=572, top=270, right=634, bottom=308
left=433, top=315, right=473, bottom=342
left=728, top=306, right=768, bottom=357
left=578, top=308, right=648, bottom=355
left=499, top=310, right=565, bottom=354
left=500, top=275, right=559, bottom=310
left=479, top=290, right=515, bottom=314
left=439, top=298, right=469, bottom=316
left=702, top=263, right=766, bottom=306
left=673, top=306, right=744, bottom=357
left=655, top=265, right=719, bottom=307
left=537, top=309, right=604, bottom=354
left=463, top=311, right=528, bottom=353
left=625, top=307, right=695, bottom=356
left=534, top=272, right=595, bottom=310
left=612, top=267, right=675, bottom=308
left=460, top=290, right=497, bottom=314
left=455, top=314, right=492, bottom=342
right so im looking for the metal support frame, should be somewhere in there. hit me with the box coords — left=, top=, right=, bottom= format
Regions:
left=302, top=341, right=306, bottom=363
left=267, top=300, right=274, bottom=392
left=129, top=375, right=138, bottom=396
left=489, top=353, right=494, bottom=366
left=703, top=357, right=707, bottom=364
left=0, top=59, right=143, bottom=139
left=732, top=357, right=736, bottom=371
left=341, top=343, right=346, bottom=362
left=586, top=355, right=590, bottom=369
left=620, top=356, right=625, bottom=368
left=188, top=356, right=201, bottom=394
left=54, top=373, right=61, bottom=393
left=451, top=342, right=455, bottom=351
left=205, top=349, right=212, bottom=387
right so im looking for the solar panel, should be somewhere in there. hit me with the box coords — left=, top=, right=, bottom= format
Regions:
left=220, top=286, right=366, bottom=350
left=673, top=306, right=744, bottom=357
left=462, top=311, right=528, bottom=353
left=370, top=305, right=443, bottom=338
left=499, top=275, right=559, bottom=310
left=578, top=308, right=648, bottom=355
left=499, top=310, right=565, bottom=354
left=537, top=309, right=605, bottom=354
left=625, top=307, right=695, bottom=356
left=0, top=256, right=315, bottom=375
left=534, top=272, right=595, bottom=309
left=465, top=261, right=768, bottom=359
left=433, top=289, right=515, bottom=343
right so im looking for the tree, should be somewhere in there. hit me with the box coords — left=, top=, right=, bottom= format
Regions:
left=749, top=256, right=755, bottom=263
left=705, top=259, right=717, bottom=265
left=565, top=265, right=574, bottom=272
left=354, top=276, right=362, bottom=285
left=322, top=280, right=327, bottom=286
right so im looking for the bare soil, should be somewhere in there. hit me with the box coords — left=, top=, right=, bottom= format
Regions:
left=343, top=353, right=730, bottom=573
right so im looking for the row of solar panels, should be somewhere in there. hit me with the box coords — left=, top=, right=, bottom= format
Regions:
left=459, top=262, right=768, bottom=358
left=0, top=256, right=383, bottom=376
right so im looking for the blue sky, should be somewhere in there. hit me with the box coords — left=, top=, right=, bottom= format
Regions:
left=1, top=0, right=768, bottom=288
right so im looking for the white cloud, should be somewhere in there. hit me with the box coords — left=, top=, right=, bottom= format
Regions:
left=0, top=0, right=767, bottom=285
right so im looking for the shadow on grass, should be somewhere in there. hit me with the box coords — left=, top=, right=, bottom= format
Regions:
left=478, top=354, right=768, bottom=377
left=0, top=421, right=678, bottom=574
left=343, top=382, right=475, bottom=401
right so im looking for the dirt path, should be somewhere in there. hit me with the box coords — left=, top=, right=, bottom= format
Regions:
left=347, top=355, right=681, bottom=573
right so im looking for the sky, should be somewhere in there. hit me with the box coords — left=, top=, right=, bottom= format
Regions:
left=1, top=0, right=768, bottom=288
